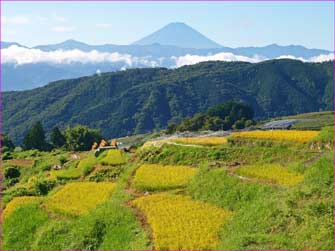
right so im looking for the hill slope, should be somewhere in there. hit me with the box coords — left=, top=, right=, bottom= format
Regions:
left=3, top=59, right=333, bottom=144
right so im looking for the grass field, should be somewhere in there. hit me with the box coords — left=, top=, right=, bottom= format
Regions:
left=2, top=196, right=42, bottom=220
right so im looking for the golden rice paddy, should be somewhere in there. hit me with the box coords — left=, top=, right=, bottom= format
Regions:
left=231, top=130, right=319, bottom=143
left=133, top=164, right=198, bottom=191
left=237, top=164, right=304, bottom=186
left=132, top=193, right=231, bottom=250
left=44, top=182, right=115, bottom=216
left=171, top=137, right=228, bottom=146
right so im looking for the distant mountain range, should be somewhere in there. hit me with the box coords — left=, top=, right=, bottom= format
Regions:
left=2, top=22, right=333, bottom=91
left=3, top=59, right=333, bottom=144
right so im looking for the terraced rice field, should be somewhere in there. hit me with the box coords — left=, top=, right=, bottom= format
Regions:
left=237, top=164, right=304, bottom=186
left=50, top=161, right=81, bottom=180
left=100, top=150, right=126, bottom=166
left=171, top=137, right=227, bottom=146
left=231, top=130, right=319, bottom=143
left=141, top=139, right=171, bottom=149
left=45, top=182, right=115, bottom=216
left=2, top=196, right=41, bottom=220
left=132, top=193, right=231, bottom=250
left=133, top=164, right=198, bottom=191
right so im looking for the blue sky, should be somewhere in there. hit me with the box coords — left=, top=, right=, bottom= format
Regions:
left=2, top=1, right=334, bottom=50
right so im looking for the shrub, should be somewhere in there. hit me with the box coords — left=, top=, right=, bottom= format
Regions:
left=4, top=166, right=21, bottom=179
left=34, top=179, right=57, bottom=195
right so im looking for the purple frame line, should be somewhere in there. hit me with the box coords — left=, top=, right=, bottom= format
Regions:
left=0, top=0, right=334, bottom=2
left=0, top=0, right=2, bottom=248
left=0, top=1, right=334, bottom=251
left=333, top=0, right=335, bottom=250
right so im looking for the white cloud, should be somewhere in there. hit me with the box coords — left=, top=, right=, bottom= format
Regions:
left=172, top=52, right=334, bottom=67
left=51, top=26, right=76, bottom=33
left=96, top=23, right=112, bottom=29
left=276, top=55, right=306, bottom=61
left=2, top=45, right=333, bottom=68
left=172, top=52, right=266, bottom=67
left=2, top=16, right=30, bottom=25
left=275, top=53, right=334, bottom=63
left=309, top=53, right=334, bottom=62
left=1, top=45, right=158, bottom=67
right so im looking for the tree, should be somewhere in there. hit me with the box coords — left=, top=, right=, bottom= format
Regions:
left=22, top=121, right=48, bottom=151
left=1, top=134, right=15, bottom=151
left=50, top=127, right=66, bottom=148
left=64, top=125, right=102, bottom=151
left=172, top=101, right=255, bottom=132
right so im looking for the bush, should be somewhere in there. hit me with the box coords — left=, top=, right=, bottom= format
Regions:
left=2, top=151, right=13, bottom=160
left=59, top=155, right=68, bottom=165
left=34, top=179, right=57, bottom=195
left=4, top=167, right=21, bottom=179
left=1, top=134, right=15, bottom=151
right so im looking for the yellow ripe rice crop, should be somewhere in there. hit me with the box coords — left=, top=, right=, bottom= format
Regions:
left=172, top=137, right=227, bottom=146
left=132, top=193, right=231, bottom=250
left=133, top=164, right=198, bottom=191
left=45, top=182, right=115, bottom=216
left=99, top=150, right=126, bottom=166
left=237, top=164, right=304, bottom=186
left=141, top=139, right=170, bottom=149
left=2, top=196, right=41, bottom=220
left=232, top=130, right=319, bottom=143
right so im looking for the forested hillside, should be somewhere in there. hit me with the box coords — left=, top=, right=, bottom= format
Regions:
left=3, top=59, right=333, bottom=144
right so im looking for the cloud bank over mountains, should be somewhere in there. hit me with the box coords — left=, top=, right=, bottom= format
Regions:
left=1, top=22, right=333, bottom=91
left=3, top=45, right=333, bottom=69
